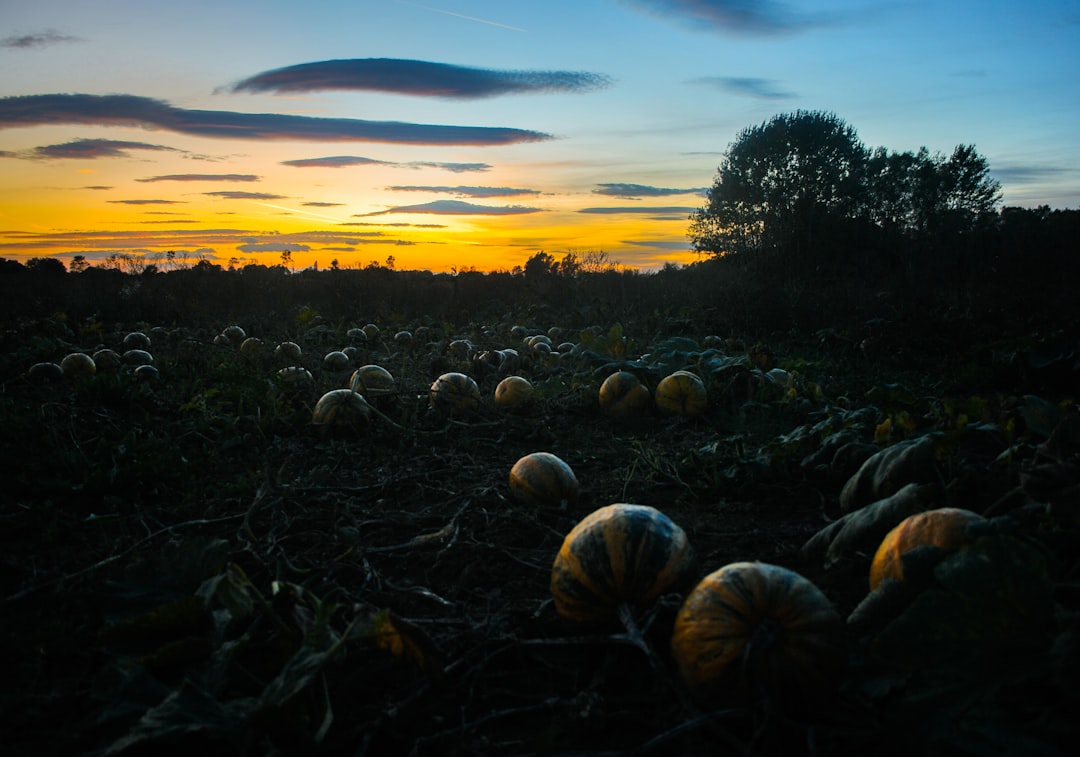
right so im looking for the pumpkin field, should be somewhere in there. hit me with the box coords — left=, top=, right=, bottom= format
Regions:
left=2, top=299, right=1078, bottom=755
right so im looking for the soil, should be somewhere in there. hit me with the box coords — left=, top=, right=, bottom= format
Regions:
left=1, top=317, right=1076, bottom=756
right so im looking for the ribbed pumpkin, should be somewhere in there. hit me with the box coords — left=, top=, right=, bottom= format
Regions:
left=494, top=375, right=535, bottom=410
left=598, top=371, right=651, bottom=418
left=655, top=370, right=707, bottom=417
left=122, top=331, right=152, bottom=351
left=61, top=352, right=96, bottom=378
left=509, top=452, right=578, bottom=508
left=551, top=503, right=695, bottom=625
left=323, top=350, right=351, bottom=371
left=429, top=372, right=481, bottom=414
left=28, top=361, right=64, bottom=382
left=671, top=562, right=845, bottom=709
left=122, top=349, right=154, bottom=367
left=869, top=507, right=984, bottom=590
left=275, top=341, right=303, bottom=361
left=92, top=348, right=122, bottom=373
left=312, top=388, right=371, bottom=426
left=349, top=364, right=396, bottom=397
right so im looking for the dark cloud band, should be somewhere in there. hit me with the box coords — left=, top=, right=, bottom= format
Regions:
left=0, top=93, right=552, bottom=146
left=229, top=58, right=611, bottom=99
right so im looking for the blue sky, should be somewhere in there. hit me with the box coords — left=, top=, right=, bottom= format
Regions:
left=1, top=0, right=1077, bottom=271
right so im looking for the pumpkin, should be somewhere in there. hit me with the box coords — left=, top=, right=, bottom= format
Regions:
left=312, top=388, right=371, bottom=426
left=122, top=349, right=154, bottom=367
left=60, top=352, right=96, bottom=378
left=92, top=348, right=122, bottom=373
left=221, top=325, right=246, bottom=345
left=240, top=337, right=263, bottom=355
left=429, top=372, right=481, bottom=414
left=346, top=327, right=368, bottom=344
left=394, top=330, right=414, bottom=348
left=349, top=364, right=396, bottom=397
left=508, top=452, right=578, bottom=508
left=869, top=507, right=984, bottom=590
left=494, top=375, right=535, bottom=410
left=598, top=371, right=651, bottom=418
left=671, top=562, right=846, bottom=710
left=276, top=366, right=314, bottom=386
left=447, top=339, right=474, bottom=360
left=133, top=364, right=160, bottom=382
left=323, top=350, right=351, bottom=371
left=122, top=331, right=152, bottom=351
left=551, top=503, right=695, bottom=625
left=28, top=361, right=64, bottom=382
left=655, top=370, right=707, bottom=417
left=361, top=323, right=380, bottom=341
left=275, top=341, right=303, bottom=361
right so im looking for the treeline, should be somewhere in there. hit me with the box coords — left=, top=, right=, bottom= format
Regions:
left=0, top=204, right=1077, bottom=345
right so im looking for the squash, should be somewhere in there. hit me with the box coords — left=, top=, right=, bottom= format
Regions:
left=508, top=452, right=578, bottom=508
left=598, top=371, right=651, bottom=418
left=92, top=348, right=122, bottom=373
left=350, top=364, right=396, bottom=397
left=671, top=562, right=845, bottom=710
left=655, top=370, right=707, bottom=417
left=28, top=361, right=64, bottom=382
left=362, top=323, right=381, bottom=341
left=869, top=507, right=984, bottom=590
left=312, top=388, right=371, bottom=426
left=551, top=503, right=695, bottom=625
left=394, top=330, right=414, bottom=348
left=133, top=364, right=160, bottom=382
left=122, top=331, right=152, bottom=350
left=221, top=325, right=246, bottom=345
left=240, top=337, right=263, bottom=355
left=122, top=349, right=154, bottom=367
left=429, top=372, right=481, bottom=414
left=494, top=375, right=535, bottom=410
left=323, top=350, right=351, bottom=371
left=275, top=341, right=303, bottom=361
left=60, top=352, right=96, bottom=378
left=276, top=366, right=314, bottom=386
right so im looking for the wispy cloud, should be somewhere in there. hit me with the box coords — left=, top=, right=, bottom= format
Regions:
left=136, top=174, right=260, bottom=183
left=622, top=0, right=834, bottom=35
left=386, top=185, right=541, bottom=198
left=593, top=183, right=707, bottom=199
left=31, top=138, right=181, bottom=159
left=359, top=200, right=545, bottom=216
left=303, top=201, right=345, bottom=207
left=204, top=191, right=287, bottom=200
left=228, top=58, right=611, bottom=99
left=1, top=30, right=82, bottom=49
left=395, top=1, right=527, bottom=32
left=689, top=76, right=795, bottom=99
left=578, top=206, right=697, bottom=215
left=281, top=155, right=492, bottom=173
left=107, top=199, right=185, bottom=205
left=990, top=165, right=1074, bottom=183
left=0, top=93, right=552, bottom=146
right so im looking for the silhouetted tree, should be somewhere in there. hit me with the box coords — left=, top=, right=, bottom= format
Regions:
left=26, top=257, right=67, bottom=276
left=524, top=251, right=558, bottom=278
left=689, top=111, right=867, bottom=261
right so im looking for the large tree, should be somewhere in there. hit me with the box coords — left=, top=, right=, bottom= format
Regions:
left=688, top=110, right=868, bottom=260
left=689, top=111, right=1001, bottom=263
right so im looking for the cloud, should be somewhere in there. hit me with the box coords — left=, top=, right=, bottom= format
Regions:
left=281, top=155, right=492, bottom=173
left=689, top=76, right=795, bottom=99
left=31, top=138, right=181, bottom=159
left=228, top=58, right=612, bottom=99
left=990, top=165, right=1074, bottom=183
left=1, top=30, right=82, bottom=49
left=108, top=199, right=186, bottom=205
left=386, top=185, right=541, bottom=198
left=593, top=183, right=707, bottom=199
left=578, top=206, right=697, bottom=214
left=358, top=200, right=545, bottom=216
left=237, top=242, right=311, bottom=253
left=303, top=201, right=345, bottom=207
left=204, top=191, right=287, bottom=200
left=621, top=0, right=833, bottom=35
left=136, top=174, right=260, bottom=183
left=622, top=240, right=691, bottom=249
left=0, top=93, right=552, bottom=146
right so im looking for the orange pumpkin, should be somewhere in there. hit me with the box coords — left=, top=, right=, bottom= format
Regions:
left=551, top=503, right=695, bottom=625
left=429, top=372, right=481, bottom=414
left=869, top=507, right=984, bottom=590
left=92, top=348, right=122, bottom=373
left=671, top=562, right=845, bottom=709
left=655, top=370, right=707, bottom=417
left=494, top=375, right=535, bottom=409
left=312, top=388, right=371, bottom=426
left=598, top=371, right=651, bottom=418
left=508, top=452, right=578, bottom=508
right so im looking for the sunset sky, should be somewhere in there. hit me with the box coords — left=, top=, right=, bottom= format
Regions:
left=2, top=1, right=1077, bottom=273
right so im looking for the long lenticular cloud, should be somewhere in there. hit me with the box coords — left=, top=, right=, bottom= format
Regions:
left=229, top=58, right=612, bottom=99
left=359, top=200, right=544, bottom=216
left=0, top=93, right=552, bottom=146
